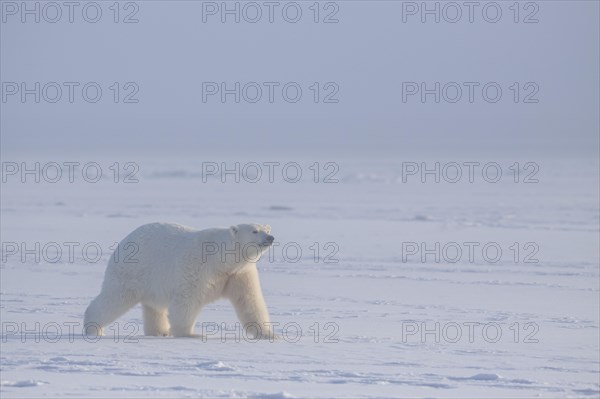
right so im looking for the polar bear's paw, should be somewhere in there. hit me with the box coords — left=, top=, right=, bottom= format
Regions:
left=255, top=333, right=280, bottom=341
left=171, top=332, right=204, bottom=339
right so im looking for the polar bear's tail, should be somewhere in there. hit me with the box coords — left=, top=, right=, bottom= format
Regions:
left=83, top=290, right=137, bottom=336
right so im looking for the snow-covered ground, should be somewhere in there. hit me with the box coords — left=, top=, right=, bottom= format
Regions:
left=1, top=155, right=598, bottom=398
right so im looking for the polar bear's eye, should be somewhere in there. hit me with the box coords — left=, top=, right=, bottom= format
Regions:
left=252, top=230, right=258, bottom=234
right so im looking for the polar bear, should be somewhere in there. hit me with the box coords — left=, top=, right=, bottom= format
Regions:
left=84, top=222, right=275, bottom=338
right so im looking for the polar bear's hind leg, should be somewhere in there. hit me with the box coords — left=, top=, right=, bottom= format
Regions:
left=83, top=291, right=138, bottom=336
left=168, top=301, right=202, bottom=337
left=142, top=305, right=170, bottom=336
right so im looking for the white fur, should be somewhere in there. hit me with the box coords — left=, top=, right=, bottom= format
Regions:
left=84, top=222, right=274, bottom=338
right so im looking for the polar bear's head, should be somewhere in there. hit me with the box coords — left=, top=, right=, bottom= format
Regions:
left=230, top=223, right=274, bottom=263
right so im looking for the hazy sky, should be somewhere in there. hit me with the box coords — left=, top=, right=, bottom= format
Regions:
left=1, top=1, right=599, bottom=157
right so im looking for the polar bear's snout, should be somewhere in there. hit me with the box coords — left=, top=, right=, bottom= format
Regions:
left=263, top=234, right=275, bottom=246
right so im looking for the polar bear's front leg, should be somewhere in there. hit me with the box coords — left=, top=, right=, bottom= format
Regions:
left=223, top=264, right=275, bottom=339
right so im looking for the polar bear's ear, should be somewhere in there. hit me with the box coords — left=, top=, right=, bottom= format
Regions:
left=264, top=224, right=271, bottom=233
left=230, top=225, right=238, bottom=235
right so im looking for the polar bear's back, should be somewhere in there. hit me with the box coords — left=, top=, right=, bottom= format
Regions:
left=106, top=223, right=198, bottom=286
left=107, top=222, right=230, bottom=271
left=131, top=222, right=198, bottom=237
left=120, top=221, right=194, bottom=253
left=101, top=223, right=219, bottom=301
left=100, top=222, right=236, bottom=305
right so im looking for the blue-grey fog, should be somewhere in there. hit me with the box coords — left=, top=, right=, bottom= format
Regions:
left=1, top=1, right=598, bottom=157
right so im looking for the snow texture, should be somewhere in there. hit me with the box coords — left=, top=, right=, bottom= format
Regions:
left=1, top=156, right=598, bottom=398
